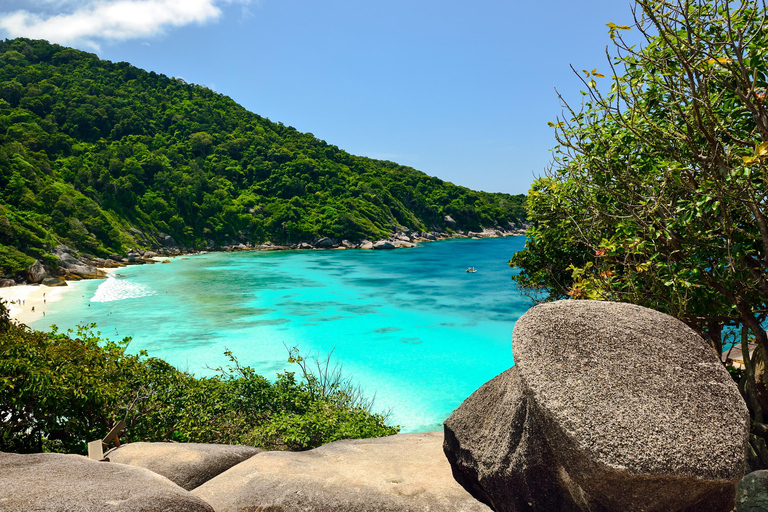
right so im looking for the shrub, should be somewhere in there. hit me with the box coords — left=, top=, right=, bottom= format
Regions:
left=0, top=301, right=398, bottom=454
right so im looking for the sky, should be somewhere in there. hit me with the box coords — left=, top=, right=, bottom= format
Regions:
left=0, top=0, right=643, bottom=195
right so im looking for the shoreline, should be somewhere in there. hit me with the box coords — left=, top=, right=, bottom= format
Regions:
left=0, top=232, right=526, bottom=324
left=0, top=268, right=119, bottom=325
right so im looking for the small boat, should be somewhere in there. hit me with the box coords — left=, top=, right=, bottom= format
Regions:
left=466, top=267, right=477, bottom=273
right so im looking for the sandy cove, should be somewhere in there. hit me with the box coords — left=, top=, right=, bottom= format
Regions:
left=0, top=268, right=118, bottom=326
left=1, top=282, right=82, bottom=326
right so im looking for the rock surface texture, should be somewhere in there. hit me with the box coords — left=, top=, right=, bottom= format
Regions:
left=737, top=470, right=768, bottom=511
left=192, top=431, right=490, bottom=512
left=54, top=244, right=105, bottom=279
left=0, top=451, right=213, bottom=512
left=105, top=442, right=262, bottom=491
left=24, top=259, right=47, bottom=283
left=444, top=300, right=750, bottom=512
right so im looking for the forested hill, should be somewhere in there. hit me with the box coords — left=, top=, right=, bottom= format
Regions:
left=0, top=38, right=525, bottom=279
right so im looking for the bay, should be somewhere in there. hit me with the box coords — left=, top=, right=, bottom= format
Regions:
left=30, top=236, right=530, bottom=432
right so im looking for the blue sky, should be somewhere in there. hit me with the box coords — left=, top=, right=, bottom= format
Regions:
left=0, top=0, right=641, bottom=195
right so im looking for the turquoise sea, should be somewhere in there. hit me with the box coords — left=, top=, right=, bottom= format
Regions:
left=30, top=236, right=531, bottom=432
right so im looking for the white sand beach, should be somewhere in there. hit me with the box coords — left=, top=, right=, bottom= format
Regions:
left=0, top=283, right=76, bottom=325
left=0, top=268, right=117, bottom=326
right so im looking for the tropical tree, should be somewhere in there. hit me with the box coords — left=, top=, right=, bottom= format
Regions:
left=510, top=0, right=768, bottom=467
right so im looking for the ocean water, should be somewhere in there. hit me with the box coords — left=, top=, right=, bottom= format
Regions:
left=31, top=236, right=531, bottom=432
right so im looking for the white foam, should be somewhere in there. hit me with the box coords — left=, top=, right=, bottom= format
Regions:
left=92, top=276, right=156, bottom=303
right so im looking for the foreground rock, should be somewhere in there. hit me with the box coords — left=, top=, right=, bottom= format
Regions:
left=445, top=367, right=564, bottom=511
left=0, top=451, right=213, bottom=512
left=193, top=432, right=490, bottom=512
left=105, top=442, right=262, bottom=491
left=445, top=300, right=750, bottom=512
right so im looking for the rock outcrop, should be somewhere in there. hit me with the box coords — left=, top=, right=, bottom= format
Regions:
left=444, top=300, right=750, bottom=512
left=314, top=237, right=336, bottom=248
left=0, top=451, right=213, bottom=512
left=53, top=245, right=105, bottom=279
left=373, top=240, right=396, bottom=250
left=192, top=432, right=490, bottom=512
left=105, top=442, right=262, bottom=491
left=41, top=276, right=67, bottom=286
left=24, top=260, right=47, bottom=283
left=157, top=232, right=179, bottom=248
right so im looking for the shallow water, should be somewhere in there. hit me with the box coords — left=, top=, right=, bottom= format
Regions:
left=31, top=237, right=531, bottom=432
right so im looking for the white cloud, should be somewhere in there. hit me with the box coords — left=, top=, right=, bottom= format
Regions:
left=0, top=0, right=250, bottom=48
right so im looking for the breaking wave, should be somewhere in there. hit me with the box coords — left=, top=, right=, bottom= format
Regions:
left=92, top=276, right=157, bottom=303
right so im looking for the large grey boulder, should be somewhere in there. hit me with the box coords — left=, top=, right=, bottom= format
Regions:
left=193, top=432, right=490, bottom=512
left=0, top=451, right=213, bottom=512
left=373, top=240, right=396, bottom=250
left=25, top=260, right=47, bottom=283
left=444, top=367, right=570, bottom=512
left=41, top=276, right=67, bottom=287
left=737, top=470, right=768, bottom=511
left=314, top=237, right=336, bottom=248
left=105, top=442, right=262, bottom=491
left=54, top=245, right=104, bottom=279
left=445, top=300, right=750, bottom=512
left=158, top=232, right=179, bottom=248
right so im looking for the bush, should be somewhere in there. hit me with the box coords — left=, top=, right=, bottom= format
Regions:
left=0, top=301, right=398, bottom=454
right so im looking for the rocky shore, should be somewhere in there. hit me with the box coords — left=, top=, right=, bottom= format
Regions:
left=1, top=220, right=529, bottom=289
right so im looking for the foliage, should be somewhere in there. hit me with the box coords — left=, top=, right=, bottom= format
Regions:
left=510, top=0, right=768, bottom=467
left=0, top=38, right=525, bottom=279
left=0, top=301, right=398, bottom=454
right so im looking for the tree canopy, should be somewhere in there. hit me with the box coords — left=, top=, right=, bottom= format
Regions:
left=510, top=0, right=768, bottom=468
left=0, top=38, right=525, bottom=279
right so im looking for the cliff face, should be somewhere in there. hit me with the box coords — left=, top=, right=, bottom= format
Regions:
left=0, top=37, right=525, bottom=281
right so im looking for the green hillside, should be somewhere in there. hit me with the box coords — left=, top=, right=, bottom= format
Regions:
left=0, top=38, right=525, bottom=279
